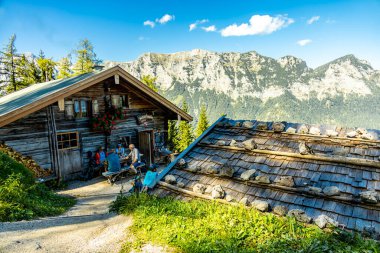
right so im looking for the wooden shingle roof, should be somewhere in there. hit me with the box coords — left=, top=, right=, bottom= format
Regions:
left=154, top=118, right=380, bottom=235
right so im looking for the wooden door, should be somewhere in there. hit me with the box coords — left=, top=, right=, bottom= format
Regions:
left=138, top=131, right=153, bottom=166
left=57, top=132, right=82, bottom=180
left=58, top=149, right=82, bottom=180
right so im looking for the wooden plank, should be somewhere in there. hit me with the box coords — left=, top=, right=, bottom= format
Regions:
left=153, top=115, right=226, bottom=188
left=200, top=144, right=380, bottom=170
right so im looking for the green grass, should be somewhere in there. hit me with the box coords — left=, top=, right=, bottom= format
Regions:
left=111, top=193, right=380, bottom=253
left=0, top=151, right=75, bottom=221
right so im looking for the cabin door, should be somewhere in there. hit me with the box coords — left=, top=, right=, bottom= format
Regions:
left=138, top=131, right=153, bottom=166
left=57, top=132, right=82, bottom=180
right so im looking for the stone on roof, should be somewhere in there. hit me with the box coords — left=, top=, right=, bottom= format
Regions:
left=153, top=117, right=380, bottom=235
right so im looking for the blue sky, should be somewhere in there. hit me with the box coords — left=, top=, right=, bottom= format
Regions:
left=0, top=0, right=379, bottom=68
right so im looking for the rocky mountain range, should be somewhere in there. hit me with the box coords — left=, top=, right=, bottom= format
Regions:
left=105, top=49, right=380, bottom=129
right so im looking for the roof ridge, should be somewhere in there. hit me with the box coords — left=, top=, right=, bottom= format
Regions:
left=221, top=118, right=380, bottom=142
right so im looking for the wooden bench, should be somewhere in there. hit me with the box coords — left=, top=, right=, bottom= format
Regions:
left=102, top=163, right=146, bottom=184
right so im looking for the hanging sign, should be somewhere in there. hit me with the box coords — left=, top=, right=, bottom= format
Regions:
left=137, top=114, right=154, bottom=125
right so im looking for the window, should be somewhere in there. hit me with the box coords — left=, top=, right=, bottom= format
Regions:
left=57, top=132, right=79, bottom=150
left=119, top=136, right=131, bottom=148
left=73, top=99, right=90, bottom=118
left=121, top=95, right=130, bottom=108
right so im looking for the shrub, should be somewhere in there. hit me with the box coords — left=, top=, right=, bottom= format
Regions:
left=0, top=151, right=75, bottom=221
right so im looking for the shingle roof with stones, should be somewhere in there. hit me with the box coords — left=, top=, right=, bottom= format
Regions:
left=154, top=118, right=380, bottom=235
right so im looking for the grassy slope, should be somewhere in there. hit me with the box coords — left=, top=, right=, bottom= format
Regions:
left=111, top=193, right=380, bottom=253
left=0, top=151, right=75, bottom=222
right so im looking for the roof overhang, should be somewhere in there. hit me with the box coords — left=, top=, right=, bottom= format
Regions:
left=0, top=65, right=192, bottom=127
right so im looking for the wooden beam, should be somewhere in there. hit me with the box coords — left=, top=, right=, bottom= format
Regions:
left=58, top=99, right=65, bottom=111
left=158, top=178, right=380, bottom=212
left=200, top=144, right=380, bottom=169
left=114, top=74, right=120, bottom=84
left=228, top=126, right=380, bottom=145
left=175, top=167, right=380, bottom=210
left=157, top=181, right=240, bottom=206
left=117, top=67, right=193, bottom=122
left=152, top=115, right=226, bottom=188
left=0, top=69, right=117, bottom=127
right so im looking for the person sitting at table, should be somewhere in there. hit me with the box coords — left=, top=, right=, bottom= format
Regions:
left=95, top=146, right=106, bottom=165
left=116, top=143, right=125, bottom=157
left=106, top=148, right=121, bottom=173
left=125, top=144, right=140, bottom=174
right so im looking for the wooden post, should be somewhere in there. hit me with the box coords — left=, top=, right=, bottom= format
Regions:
left=46, top=106, right=61, bottom=181
left=114, top=74, right=120, bottom=84
left=58, top=99, right=65, bottom=112
left=176, top=114, right=181, bottom=127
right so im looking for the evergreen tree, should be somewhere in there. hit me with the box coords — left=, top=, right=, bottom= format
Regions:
left=15, top=54, right=40, bottom=87
left=36, top=50, right=56, bottom=82
left=0, top=34, right=20, bottom=92
left=73, top=39, right=100, bottom=75
left=178, top=101, right=194, bottom=152
left=57, top=55, right=72, bottom=79
left=167, top=120, right=179, bottom=152
left=141, top=75, right=158, bottom=92
left=195, top=104, right=209, bottom=138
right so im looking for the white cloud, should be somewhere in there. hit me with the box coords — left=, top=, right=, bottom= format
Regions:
left=156, top=14, right=175, bottom=24
left=221, top=15, right=294, bottom=37
left=189, top=23, right=197, bottom=31
left=297, top=39, right=312, bottom=46
left=143, top=20, right=155, bottom=28
left=202, top=25, right=216, bottom=32
left=307, top=16, right=320, bottom=25
left=189, top=19, right=209, bottom=31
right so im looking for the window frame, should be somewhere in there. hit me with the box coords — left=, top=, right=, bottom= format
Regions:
left=73, top=99, right=91, bottom=119
left=57, top=131, right=79, bottom=150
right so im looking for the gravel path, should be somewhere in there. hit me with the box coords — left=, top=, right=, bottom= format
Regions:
left=0, top=177, right=135, bottom=253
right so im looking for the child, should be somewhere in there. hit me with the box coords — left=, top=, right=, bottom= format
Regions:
left=142, top=164, right=159, bottom=191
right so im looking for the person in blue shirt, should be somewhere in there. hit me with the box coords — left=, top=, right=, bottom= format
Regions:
left=116, top=143, right=125, bottom=157
left=142, top=164, right=159, bottom=191
left=106, top=148, right=121, bottom=173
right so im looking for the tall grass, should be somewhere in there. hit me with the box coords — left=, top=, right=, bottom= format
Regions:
left=0, top=151, right=75, bottom=221
left=111, top=193, right=380, bottom=253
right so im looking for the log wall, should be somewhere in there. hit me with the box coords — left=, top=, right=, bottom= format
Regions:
left=0, top=79, right=169, bottom=180
left=0, top=109, right=52, bottom=170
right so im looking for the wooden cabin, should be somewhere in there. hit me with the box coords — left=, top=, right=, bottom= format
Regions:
left=153, top=117, right=380, bottom=235
left=0, top=66, right=192, bottom=180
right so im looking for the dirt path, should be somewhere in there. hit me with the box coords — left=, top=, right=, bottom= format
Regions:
left=0, top=177, right=134, bottom=253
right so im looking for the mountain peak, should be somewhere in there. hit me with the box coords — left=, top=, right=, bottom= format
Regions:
left=314, top=54, right=374, bottom=77
left=278, top=55, right=308, bottom=68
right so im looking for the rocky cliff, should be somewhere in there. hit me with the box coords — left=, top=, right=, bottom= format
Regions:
left=105, top=50, right=380, bottom=128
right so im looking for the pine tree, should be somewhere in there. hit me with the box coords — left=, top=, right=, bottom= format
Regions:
left=167, top=120, right=179, bottom=152
left=178, top=101, right=194, bottom=152
left=195, top=104, right=209, bottom=138
left=73, top=39, right=100, bottom=75
left=36, top=54, right=56, bottom=82
left=141, top=75, right=159, bottom=92
left=35, top=50, right=56, bottom=82
left=0, top=34, right=20, bottom=92
left=57, top=55, right=72, bottom=79
left=15, top=54, right=40, bottom=87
